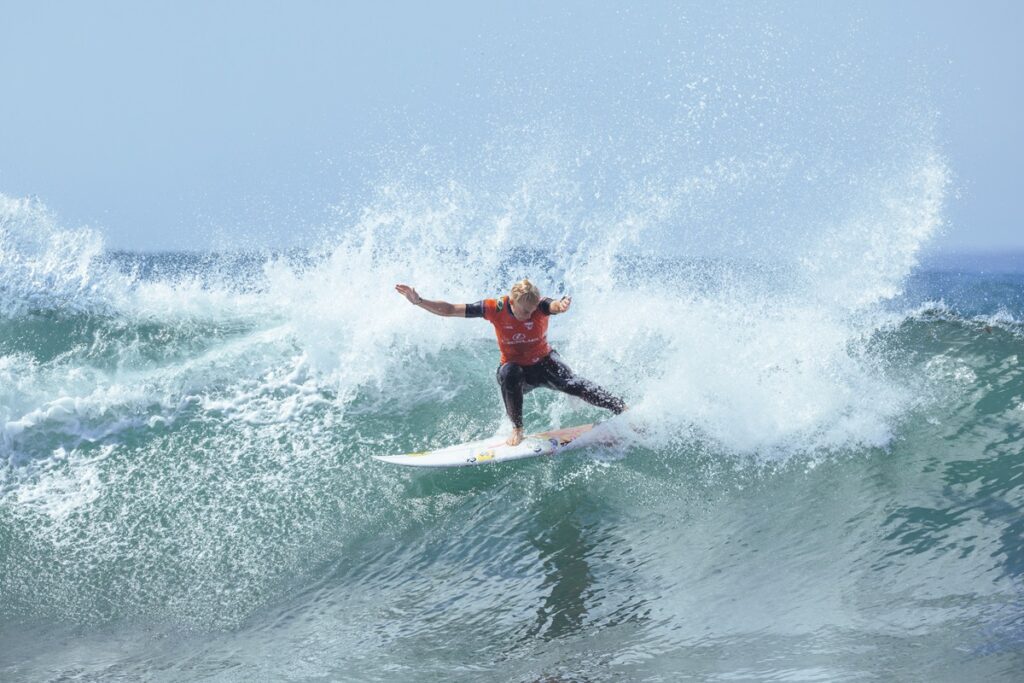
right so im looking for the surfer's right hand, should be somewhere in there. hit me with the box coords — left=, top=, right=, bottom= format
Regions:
left=395, top=284, right=422, bottom=305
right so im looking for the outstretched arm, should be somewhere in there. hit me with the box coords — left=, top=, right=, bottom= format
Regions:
left=395, top=284, right=467, bottom=317
left=547, top=295, right=572, bottom=315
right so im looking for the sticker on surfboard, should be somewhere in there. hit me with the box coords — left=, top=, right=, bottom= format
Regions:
left=372, top=424, right=595, bottom=468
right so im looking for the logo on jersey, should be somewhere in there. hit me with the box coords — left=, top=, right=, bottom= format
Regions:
left=512, top=332, right=526, bottom=342
left=524, top=321, right=534, bottom=330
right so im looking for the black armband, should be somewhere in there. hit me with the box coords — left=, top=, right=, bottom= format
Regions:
left=465, top=301, right=484, bottom=318
left=538, top=297, right=553, bottom=315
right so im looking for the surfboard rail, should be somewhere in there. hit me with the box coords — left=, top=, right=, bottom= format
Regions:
left=373, top=423, right=595, bottom=468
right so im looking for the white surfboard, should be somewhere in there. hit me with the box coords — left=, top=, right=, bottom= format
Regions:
left=373, top=424, right=595, bottom=468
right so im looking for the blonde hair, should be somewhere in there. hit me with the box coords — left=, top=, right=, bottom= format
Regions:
left=510, top=278, right=541, bottom=305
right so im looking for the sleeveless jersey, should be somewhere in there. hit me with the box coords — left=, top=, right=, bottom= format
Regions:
left=481, top=296, right=552, bottom=366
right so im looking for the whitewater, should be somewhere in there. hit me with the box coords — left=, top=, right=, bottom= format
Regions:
left=2, top=17, right=1024, bottom=677
left=2, top=149, right=1023, bottom=680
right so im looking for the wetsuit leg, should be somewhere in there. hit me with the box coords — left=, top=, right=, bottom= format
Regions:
left=497, top=362, right=527, bottom=429
left=527, top=351, right=626, bottom=414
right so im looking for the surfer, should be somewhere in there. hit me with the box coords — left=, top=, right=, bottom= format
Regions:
left=395, top=279, right=626, bottom=445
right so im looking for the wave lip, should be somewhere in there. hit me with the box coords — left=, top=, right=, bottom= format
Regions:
left=0, top=195, right=116, bottom=318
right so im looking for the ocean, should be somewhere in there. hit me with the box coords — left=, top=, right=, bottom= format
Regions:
left=1, top=184, right=1022, bottom=681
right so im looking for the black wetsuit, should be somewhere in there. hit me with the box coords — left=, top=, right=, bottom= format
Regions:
left=465, top=298, right=626, bottom=429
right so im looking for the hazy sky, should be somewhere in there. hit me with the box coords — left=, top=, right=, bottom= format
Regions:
left=1, top=1, right=1021, bottom=251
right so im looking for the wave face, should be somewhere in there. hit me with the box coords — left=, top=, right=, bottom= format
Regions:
left=3, top=189, right=1024, bottom=680
left=2, top=24, right=1023, bottom=681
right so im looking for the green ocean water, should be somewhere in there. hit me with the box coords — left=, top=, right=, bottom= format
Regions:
left=4, top=1, right=1023, bottom=676
left=1, top=234, right=1022, bottom=681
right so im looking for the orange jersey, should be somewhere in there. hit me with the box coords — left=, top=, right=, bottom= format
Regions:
left=479, top=296, right=552, bottom=366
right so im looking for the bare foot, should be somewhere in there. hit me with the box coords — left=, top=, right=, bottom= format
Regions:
left=506, top=428, right=524, bottom=446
